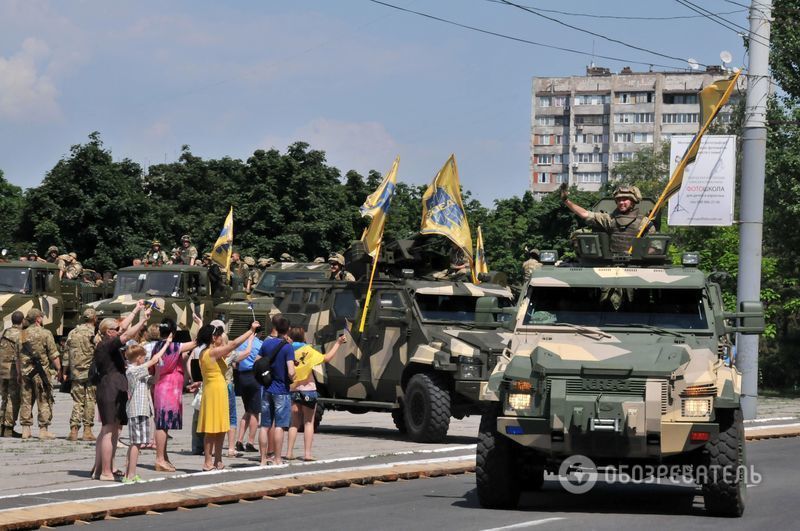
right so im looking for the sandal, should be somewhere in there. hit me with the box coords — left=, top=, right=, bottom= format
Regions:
left=227, top=450, right=242, bottom=458
left=301, top=457, right=316, bottom=462
left=154, top=462, right=176, bottom=473
left=112, top=469, right=125, bottom=477
left=215, top=462, right=225, bottom=470
left=98, top=474, right=116, bottom=482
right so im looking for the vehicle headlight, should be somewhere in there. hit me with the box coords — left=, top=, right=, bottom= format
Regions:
left=682, top=398, right=711, bottom=417
left=458, top=356, right=482, bottom=379
left=507, top=393, right=532, bottom=411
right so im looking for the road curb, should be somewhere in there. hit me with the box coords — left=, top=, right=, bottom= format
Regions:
left=0, top=458, right=476, bottom=530
left=745, top=423, right=800, bottom=441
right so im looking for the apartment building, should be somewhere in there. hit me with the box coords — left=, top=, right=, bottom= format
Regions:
left=530, top=65, right=741, bottom=198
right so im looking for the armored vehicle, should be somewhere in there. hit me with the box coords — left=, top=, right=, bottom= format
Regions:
left=272, top=237, right=515, bottom=443
left=215, top=262, right=329, bottom=338
left=476, top=232, right=764, bottom=517
left=88, top=265, right=228, bottom=338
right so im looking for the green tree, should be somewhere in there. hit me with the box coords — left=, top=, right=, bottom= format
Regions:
left=0, top=170, right=24, bottom=253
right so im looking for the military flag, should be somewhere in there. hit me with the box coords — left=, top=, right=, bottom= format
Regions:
left=361, top=156, right=399, bottom=258
left=211, top=206, right=234, bottom=279
left=632, top=70, right=741, bottom=250
left=420, top=154, right=474, bottom=280
left=474, top=226, right=488, bottom=279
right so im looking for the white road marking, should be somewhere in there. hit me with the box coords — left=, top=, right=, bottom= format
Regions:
left=745, top=422, right=800, bottom=431
left=744, top=417, right=797, bottom=424
left=0, top=452, right=477, bottom=510
left=482, top=517, right=566, bottom=530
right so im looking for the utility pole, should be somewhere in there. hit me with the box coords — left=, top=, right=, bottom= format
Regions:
left=737, top=0, right=772, bottom=420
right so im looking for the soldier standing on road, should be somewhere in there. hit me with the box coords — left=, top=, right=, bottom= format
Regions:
left=143, top=240, right=170, bottom=266
left=328, top=253, right=355, bottom=281
left=179, top=235, right=198, bottom=266
left=45, top=246, right=60, bottom=264
left=64, top=308, right=98, bottom=442
left=522, top=248, right=542, bottom=284
left=0, top=311, right=24, bottom=438
left=561, top=184, right=654, bottom=254
left=16, top=308, right=60, bottom=440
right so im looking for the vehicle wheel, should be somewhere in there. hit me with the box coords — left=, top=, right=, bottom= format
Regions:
left=702, top=408, right=746, bottom=517
left=476, top=404, right=520, bottom=509
left=314, top=405, right=324, bottom=431
left=392, top=407, right=407, bottom=434
left=403, top=373, right=451, bottom=443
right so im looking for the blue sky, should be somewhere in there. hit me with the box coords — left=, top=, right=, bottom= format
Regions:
left=0, top=0, right=749, bottom=205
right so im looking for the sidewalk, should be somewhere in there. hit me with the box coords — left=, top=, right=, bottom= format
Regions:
left=1, top=393, right=797, bottom=497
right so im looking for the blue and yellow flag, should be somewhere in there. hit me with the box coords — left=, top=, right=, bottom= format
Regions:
left=475, top=226, right=488, bottom=279
left=421, top=154, right=474, bottom=278
left=361, top=156, right=399, bottom=258
left=211, top=206, right=233, bottom=278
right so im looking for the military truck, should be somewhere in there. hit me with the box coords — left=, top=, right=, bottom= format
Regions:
left=215, top=261, right=329, bottom=338
left=0, top=260, right=112, bottom=338
left=88, top=264, right=228, bottom=337
left=271, top=237, right=515, bottom=443
left=475, top=232, right=764, bottom=517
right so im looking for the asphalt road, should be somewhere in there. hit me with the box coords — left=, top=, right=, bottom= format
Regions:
left=89, top=437, right=798, bottom=530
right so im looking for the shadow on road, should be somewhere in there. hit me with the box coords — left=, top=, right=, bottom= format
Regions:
left=318, top=424, right=476, bottom=445
left=453, top=478, right=704, bottom=516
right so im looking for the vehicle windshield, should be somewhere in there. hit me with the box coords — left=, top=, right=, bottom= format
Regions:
left=254, top=271, right=325, bottom=295
left=523, top=286, right=709, bottom=330
left=0, top=268, right=31, bottom=294
left=114, top=271, right=183, bottom=297
left=414, top=294, right=514, bottom=324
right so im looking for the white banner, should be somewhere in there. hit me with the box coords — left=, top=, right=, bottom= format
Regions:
left=667, top=135, right=736, bottom=226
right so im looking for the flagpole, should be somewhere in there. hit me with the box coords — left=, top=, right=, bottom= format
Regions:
left=629, top=70, right=741, bottom=252
left=358, top=242, right=382, bottom=333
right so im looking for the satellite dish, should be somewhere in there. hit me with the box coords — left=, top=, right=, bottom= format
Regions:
left=687, top=58, right=700, bottom=71
left=720, top=50, right=733, bottom=65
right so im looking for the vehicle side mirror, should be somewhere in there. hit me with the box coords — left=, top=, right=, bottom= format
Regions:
left=724, top=301, right=765, bottom=335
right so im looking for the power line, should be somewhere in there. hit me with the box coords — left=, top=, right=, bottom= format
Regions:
left=496, top=0, right=702, bottom=66
left=365, top=0, right=684, bottom=70
left=675, top=0, right=771, bottom=48
left=485, top=0, right=746, bottom=21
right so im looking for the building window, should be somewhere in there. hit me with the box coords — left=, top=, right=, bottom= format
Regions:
left=574, top=94, right=609, bottom=106
left=536, top=115, right=567, bottom=126
left=575, top=152, right=605, bottom=163
left=612, top=152, right=635, bottom=162
left=633, top=132, right=653, bottom=144
left=539, top=96, right=568, bottom=107
left=662, top=113, right=699, bottom=124
left=554, top=134, right=565, bottom=145
left=574, top=114, right=608, bottom=125
left=616, top=92, right=654, bottom=104
left=663, top=93, right=698, bottom=104
left=614, top=113, right=654, bottom=124
left=575, top=172, right=605, bottom=183
left=718, top=112, right=733, bottom=123
left=535, top=134, right=552, bottom=145
left=553, top=154, right=564, bottom=164
left=536, top=172, right=549, bottom=184
left=537, top=154, right=553, bottom=165
left=554, top=173, right=569, bottom=184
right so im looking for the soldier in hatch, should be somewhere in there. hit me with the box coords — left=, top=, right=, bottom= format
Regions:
left=46, top=246, right=60, bottom=264
left=143, top=240, right=170, bottom=265
left=561, top=184, right=654, bottom=254
left=58, top=252, right=83, bottom=280
left=328, top=253, right=355, bottom=281
left=522, top=248, right=542, bottom=283
left=179, top=235, right=198, bottom=266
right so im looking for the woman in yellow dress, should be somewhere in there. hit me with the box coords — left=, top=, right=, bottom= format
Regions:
left=197, top=320, right=260, bottom=471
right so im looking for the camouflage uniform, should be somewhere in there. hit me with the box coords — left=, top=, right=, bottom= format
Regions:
left=230, top=260, right=249, bottom=291
left=64, top=322, right=97, bottom=431
left=522, top=254, right=542, bottom=284
left=328, top=253, right=355, bottom=281
left=179, top=241, right=198, bottom=265
left=17, top=324, right=59, bottom=430
left=0, top=324, right=22, bottom=433
left=143, top=241, right=170, bottom=265
left=58, top=253, right=83, bottom=280
left=244, top=257, right=259, bottom=293
left=45, top=246, right=60, bottom=264
left=584, top=210, right=654, bottom=254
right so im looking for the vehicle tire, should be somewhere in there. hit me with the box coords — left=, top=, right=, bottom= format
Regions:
left=701, top=408, right=746, bottom=517
left=314, top=405, right=324, bottom=432
left=476, top=404, right=520, bottom=509
left=392, top=407, right=407, bottom=434
left=403, top=373, right=451, bottom=443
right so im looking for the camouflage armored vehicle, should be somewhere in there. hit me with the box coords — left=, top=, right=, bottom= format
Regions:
left=215, top=261, right=329, bottom=338
left=476, top=232, right=764, bottom=517
left=272, top=237, right=515, bottom=443
left=0, top=260, right=71, bottom=336
left=88, top=264, right=229, bottom=338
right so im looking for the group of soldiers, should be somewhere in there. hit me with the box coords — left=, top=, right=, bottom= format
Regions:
left=20, top=246, right=85, bottom=281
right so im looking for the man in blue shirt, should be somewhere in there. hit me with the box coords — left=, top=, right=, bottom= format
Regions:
left=257, top=315, right=295, bottom=466
left=234, top=334, right=263, bottom=453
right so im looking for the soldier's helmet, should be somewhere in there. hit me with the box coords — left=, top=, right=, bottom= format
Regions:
left=280, top=253, right=295, bottom=262
left=257, top=257, right=269, bottom=267
left=152, top=239, right=161, bottom=247
left=82, top=307, right=97, bottom=322
left=203, top=252, right=212, bottom=259
left=181, top=235, right=191, bottom=243
left=613, top=185, right=642, bottom=203
left=68, top=252, right=77, bottom=260
left=244, top=256, right=255, bottom=266
left=313, top=257, right=326, bottom=264
left=47, top=245, right=59, bottom=254
left=27, top=250, right=38, bottom=257
left=26, top=308, right=43, bottom=322
left=529, top=248, right=540, bottom=259
left=328, top=253, right=345, bottom=266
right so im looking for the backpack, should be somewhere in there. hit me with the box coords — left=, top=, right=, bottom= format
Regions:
left=253, top=339, right=288, bottom=388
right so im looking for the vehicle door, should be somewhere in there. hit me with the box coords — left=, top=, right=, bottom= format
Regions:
left=36, top=268, right=64, bottom=337
left=358, top=289, right=409, bottom=401
left=315, top=286, right=361, bottom=396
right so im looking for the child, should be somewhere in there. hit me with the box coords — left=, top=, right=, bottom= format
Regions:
left=123, top=335, right=172, bottom=484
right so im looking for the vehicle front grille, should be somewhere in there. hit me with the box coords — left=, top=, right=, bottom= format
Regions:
left=227, top=318, right=250, bottom=338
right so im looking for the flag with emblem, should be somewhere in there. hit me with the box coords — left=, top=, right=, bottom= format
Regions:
left=420, top=154, right=474, bottom=279
left=361, top=156, right=399, bottom=258
left=474, top=226, right=488, bottom=278
left=211, top=206, right=234, bottom=279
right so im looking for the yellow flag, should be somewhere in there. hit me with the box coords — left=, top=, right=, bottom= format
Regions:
left=361, top=156, right=399, bottom=258
left=211, top=206, right=233, bottom=278
left=661, top=71, right=740, bottom=202
left=475, top=226, right=488, bottom=278
left=420, top=154, right=474, bottom=275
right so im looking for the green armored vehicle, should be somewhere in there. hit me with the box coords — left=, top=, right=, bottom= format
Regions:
left=215, top=262, right=329, bottom=338
left=476, top=232, right=764, bottom=517
left=272, top=238, right=515, bottom=443
left=0, top=260, right=112, bottom=338
left=88, top=265, right=228, bottom=338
